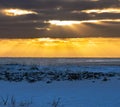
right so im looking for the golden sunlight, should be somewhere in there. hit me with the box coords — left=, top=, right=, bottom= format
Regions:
left=1, top=9, right=38, bottom=16
left=46, top=19, right=120, bottom=26
left=81, top=8, right=120, bottom=14
left=0, top=38, right=120, bottom=57
left=45, top=20, right=82, bottom=26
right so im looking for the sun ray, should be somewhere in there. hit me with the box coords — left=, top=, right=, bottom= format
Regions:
left=0, top=38, right=120, bottom=57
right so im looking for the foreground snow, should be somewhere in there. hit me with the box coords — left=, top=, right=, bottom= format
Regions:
left=0, top=79, right=120, bottom=107
left=0, top=61, right=120, bottom=107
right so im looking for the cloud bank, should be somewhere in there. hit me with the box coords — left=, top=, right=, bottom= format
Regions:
left=0, top=0, right=120, bottom=38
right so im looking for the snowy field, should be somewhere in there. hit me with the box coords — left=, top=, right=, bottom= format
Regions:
left=0, top=79, right=120, bottom=107
left=0, top=58, right=120, bottom=107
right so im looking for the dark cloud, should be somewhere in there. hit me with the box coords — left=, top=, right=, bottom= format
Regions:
left=0, top=0, right=120, bottom=38
left=0, top=0, right=119, bottom=10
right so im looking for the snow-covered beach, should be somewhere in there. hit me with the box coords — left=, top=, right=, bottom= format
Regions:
left=0, top=58, right=120, bottom=107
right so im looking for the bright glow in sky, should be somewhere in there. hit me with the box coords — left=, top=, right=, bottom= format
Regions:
left=46, top=19, right=120, bottom=26
left=1, top=9, right=38, bottom=16
left=0, top=38, right=120, bottom=57
left=46, top=20, right=82, bottom=26
left=81, top=8, right=120, bottom=14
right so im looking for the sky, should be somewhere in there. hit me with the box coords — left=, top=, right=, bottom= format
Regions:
left=0, top=0, right=120, bottom=57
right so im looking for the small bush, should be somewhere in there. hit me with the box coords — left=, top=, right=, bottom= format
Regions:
left=52, top=98, right=61, bottom=107
left=0, top=96, right=32, bottom=107
left=102, top=77, right=108, bottom=81
left=1, top=96, right=9, bottom=105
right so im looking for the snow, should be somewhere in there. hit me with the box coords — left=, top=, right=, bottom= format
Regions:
left=0, top=58, right=120, bottom=107
left=0, top=79, right=120, bottom=107
left=0, top=64, right=120, bottom=73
